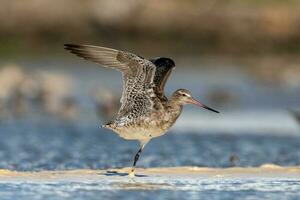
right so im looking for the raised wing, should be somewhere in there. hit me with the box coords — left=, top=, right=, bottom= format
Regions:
left=150, top=57, right=175, bottom=99
left=64, top=44, right=157, bottom=117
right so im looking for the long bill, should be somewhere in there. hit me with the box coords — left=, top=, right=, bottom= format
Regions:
left=189, top=98, right=220, bottom=113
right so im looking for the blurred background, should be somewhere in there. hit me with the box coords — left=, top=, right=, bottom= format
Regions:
left=0, top=0, right=299, bottom=171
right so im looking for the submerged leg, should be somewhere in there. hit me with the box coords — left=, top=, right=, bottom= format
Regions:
left=129, top=141, right=148, bottom=177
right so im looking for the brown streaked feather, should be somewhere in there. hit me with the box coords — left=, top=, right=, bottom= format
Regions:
left=65, top=44, right=136, bottom=72
left=64, top=44, right=157, bottom=119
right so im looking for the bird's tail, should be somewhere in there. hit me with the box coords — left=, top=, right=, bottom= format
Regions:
left=101, top=122, right=114, bottom=129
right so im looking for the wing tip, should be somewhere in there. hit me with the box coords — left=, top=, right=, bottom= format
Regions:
left=64, top=44, right=117, bottom=54
left=64, top=44, right=91, bottom=61
left=64, top=44, right=81, bottom=51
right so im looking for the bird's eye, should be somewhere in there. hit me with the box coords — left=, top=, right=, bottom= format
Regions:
left=182, top=93, right=187, bottom=96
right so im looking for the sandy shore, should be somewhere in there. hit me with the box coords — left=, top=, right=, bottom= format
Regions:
left=0, top=165, right=299, bottom=195
left=0, top=164, right=299, bottom=183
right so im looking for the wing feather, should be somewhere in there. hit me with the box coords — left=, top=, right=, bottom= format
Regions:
left=64, top=44, right=157, bottom=118
left=150, top=57, right=175, bottom=99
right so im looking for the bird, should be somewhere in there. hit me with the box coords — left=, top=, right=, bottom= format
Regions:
left=64, top=44, right=219, bottom=177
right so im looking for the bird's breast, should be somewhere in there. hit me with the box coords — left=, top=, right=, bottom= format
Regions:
left=105, top=104, right=182, bottom=141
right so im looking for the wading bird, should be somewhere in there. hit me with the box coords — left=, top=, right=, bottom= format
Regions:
left=64, top=44, right=219, bottom=177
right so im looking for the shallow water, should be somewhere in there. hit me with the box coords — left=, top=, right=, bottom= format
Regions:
left=0, top=180, right=299, bottom=200
left=0, top=116, right=299, bottom=171
left=1, top=167, right=300, bottom=200
left=0, top=116, right=299, bottom=199
left=0, top=181, right=298, bottom=200
left=0, top=61, right=299, bottom=199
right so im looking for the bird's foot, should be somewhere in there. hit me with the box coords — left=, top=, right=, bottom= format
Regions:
left=128, top=169, right=135, bottom=178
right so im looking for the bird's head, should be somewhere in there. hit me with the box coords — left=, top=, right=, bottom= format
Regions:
left=172, top=89, right=219, bottom=113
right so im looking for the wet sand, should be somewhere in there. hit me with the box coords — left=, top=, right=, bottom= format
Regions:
left=1, top=166, right=300, bottom=200
left=0, top=164, right=299, bottom=185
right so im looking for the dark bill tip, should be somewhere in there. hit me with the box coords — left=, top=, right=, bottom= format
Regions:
left=203, top=105, right=220, bottom=113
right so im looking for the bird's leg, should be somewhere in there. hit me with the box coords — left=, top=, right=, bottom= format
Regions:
left=129, top=141, right=147, bottom=177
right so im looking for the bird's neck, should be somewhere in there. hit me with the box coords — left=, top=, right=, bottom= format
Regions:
left=165, top=98, right=183, bottom=126
left=167, top=97, right=183, bottom=111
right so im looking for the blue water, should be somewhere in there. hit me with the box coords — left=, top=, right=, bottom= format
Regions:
left=0, top=177, right=300, bottom=200
left=0, top=61, right=299, bottom=199
left=0, top=116, right=299, bottom=171
left=0, top=116, right=299, bottom=199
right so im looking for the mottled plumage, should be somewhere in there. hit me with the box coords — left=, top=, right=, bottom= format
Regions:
left=64, top=44, right=219, bottom=177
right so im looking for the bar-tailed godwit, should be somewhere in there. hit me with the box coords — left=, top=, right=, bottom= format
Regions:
left=64, top=44, right=219, bottom=177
